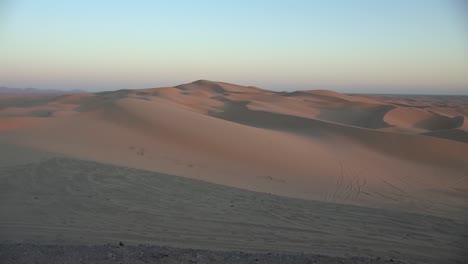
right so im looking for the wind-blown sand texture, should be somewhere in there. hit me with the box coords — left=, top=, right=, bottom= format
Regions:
left=1, top=80, right=467, bottom=263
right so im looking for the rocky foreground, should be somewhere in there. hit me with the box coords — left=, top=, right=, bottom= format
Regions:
left=0, top=243, right=405, bottom=264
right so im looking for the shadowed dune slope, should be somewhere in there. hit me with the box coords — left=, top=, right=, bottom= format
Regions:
left=1, top=156, right=467, bottom=263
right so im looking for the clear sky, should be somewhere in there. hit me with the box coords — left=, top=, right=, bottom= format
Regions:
left=1, top=0, right=467, bottom=94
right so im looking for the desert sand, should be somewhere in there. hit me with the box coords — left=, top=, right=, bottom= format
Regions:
left=1, top=80, right=467, bottom=263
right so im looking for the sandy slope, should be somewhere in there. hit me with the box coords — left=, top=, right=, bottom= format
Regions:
left=1, top=156, right=466, bottom=263
left=0, top=80, right=467, bottom=263
left=0, top=81, right=467, bottom=216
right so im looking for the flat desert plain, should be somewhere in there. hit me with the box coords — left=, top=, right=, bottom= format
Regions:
left=1, top=80, right=467, bottom=263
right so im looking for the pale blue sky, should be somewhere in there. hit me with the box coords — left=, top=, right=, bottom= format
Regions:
left=1, top=0, right=467, bottom=94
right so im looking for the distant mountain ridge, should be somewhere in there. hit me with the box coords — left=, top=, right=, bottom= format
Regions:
left=0, top=86, right=86, bottom=94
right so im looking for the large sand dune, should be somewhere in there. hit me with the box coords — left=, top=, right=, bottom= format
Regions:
left=1, top=80, right=467, bottom=263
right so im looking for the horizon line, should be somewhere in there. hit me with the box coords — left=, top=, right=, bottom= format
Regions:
left=2, top=80, right=468, bottom=96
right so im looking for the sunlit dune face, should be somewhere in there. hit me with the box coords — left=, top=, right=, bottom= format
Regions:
left=130, top=87, right=224, bottom=114
left=0, top=117, right=46, bottom=131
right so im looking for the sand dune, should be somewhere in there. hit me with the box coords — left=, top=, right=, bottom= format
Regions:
left=383, top=106, right=464, bottom=132
left=1, top=80, right=467, bottom=263
left=1, top=80, right=467, bottom=215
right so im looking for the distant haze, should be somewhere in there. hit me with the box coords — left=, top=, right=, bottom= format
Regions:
left=1, top=0, right=467, bottom=94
